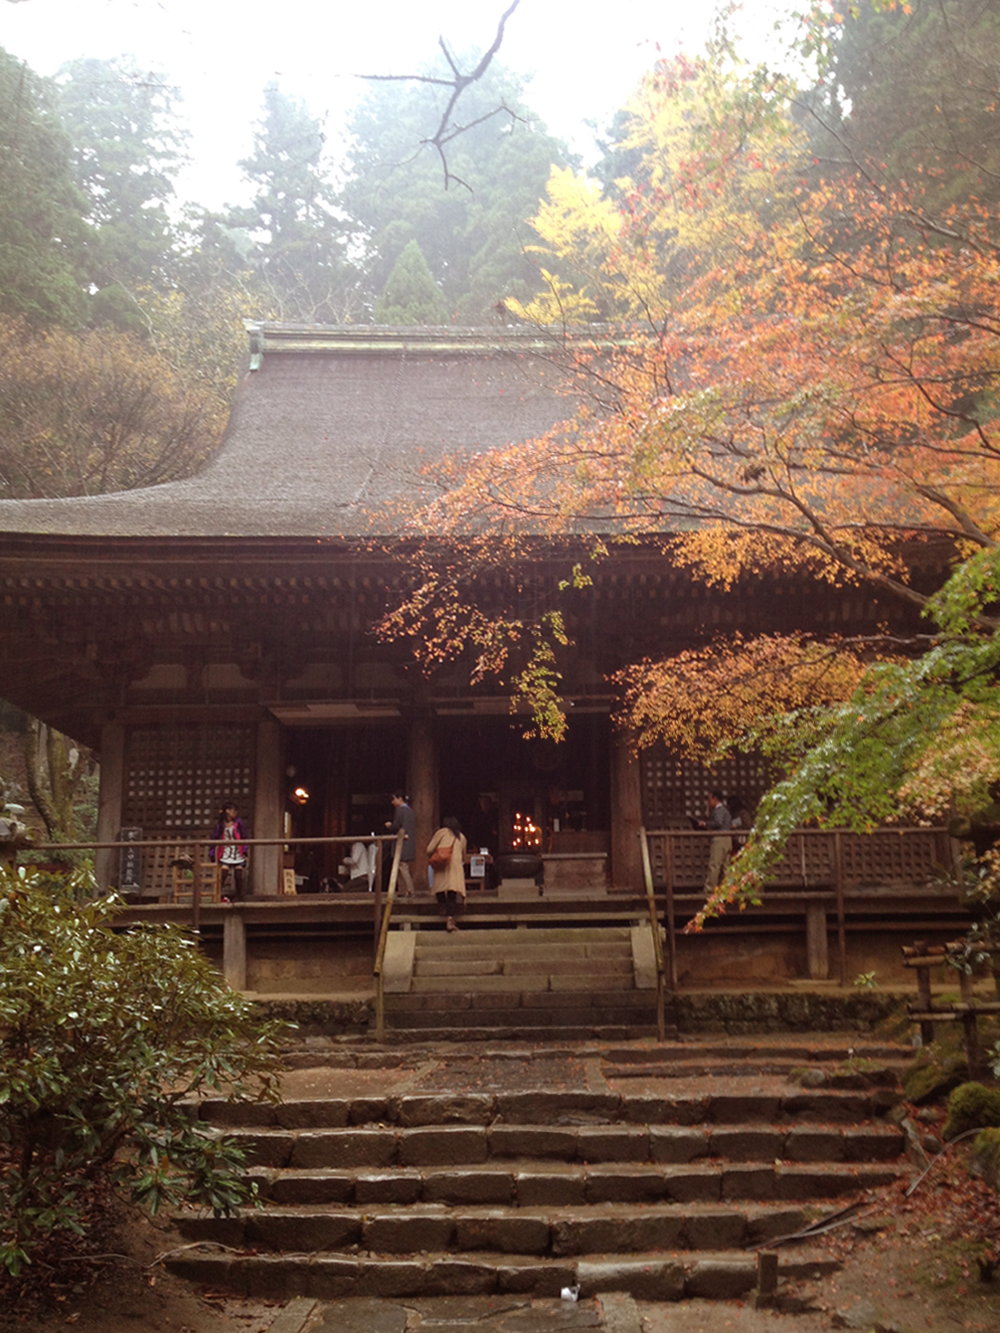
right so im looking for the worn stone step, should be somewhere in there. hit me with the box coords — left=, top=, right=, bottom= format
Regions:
left=384, top=1010, right=653, bottom=1034
left=410, top=971, right=634, bottom=994
left=388, top=1024, right=655, bottom=1043
left=224, top=1124, right=904, bottom=1174
left=601, top=1041, right=911, bottom=1066
left=165, top=1245, right=840, bottom=1302
left=245, top=1141, right=905, bottom=1206
left=177, top=1197, right=825, bottom=1255
left=199, top=1087, right=899, bottom=1133
left=412, top=926, right=634, bottom=946
left=416, top=938, right=634, bottom=959
left=386, top=988, right=652, bottom=1015
left=170, top=1033, right=904, bottom=1309
left=414, top=956, right=634, bottom=980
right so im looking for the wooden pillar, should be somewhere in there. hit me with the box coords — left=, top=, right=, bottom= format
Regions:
left=913, top=942, right=935, bottom=1046
left=251, top=716, right=283, bottom=897
left=408, top=712, right=438, bottom=891
left=223, top=911, right=247, bottom=991
left=806, top=901, right=829, bottom=980
left=95, top=720, right=125, bottom=892
left=610, top=729, right=644, bottom=892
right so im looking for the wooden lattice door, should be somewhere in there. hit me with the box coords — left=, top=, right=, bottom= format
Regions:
left=122, top=724, right=254, bottom=896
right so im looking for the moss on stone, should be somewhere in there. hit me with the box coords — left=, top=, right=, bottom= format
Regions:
left=943, top=1081, right=1000, bottom=1140
left=973, top=1126, right=1000, bottom=1192
left=902, top=1047, right=968, bottom=1105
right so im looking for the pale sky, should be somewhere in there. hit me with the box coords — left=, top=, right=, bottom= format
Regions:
left=2, top=0, right=784, bottom=210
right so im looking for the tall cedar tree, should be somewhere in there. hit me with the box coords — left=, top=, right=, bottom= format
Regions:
left=0, top=48, right=87, bottom=327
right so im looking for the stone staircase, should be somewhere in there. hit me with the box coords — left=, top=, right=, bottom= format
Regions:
left=383, top=923, right=657, bottom=1040
left=166, top=1039, right=912, bottom=1305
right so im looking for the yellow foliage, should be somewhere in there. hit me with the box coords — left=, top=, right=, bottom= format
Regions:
left=522, top=56, right=809, bottom=323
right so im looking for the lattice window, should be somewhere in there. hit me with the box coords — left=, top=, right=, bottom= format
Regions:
left=122, top=724, right=254, bottom=895
left=640, top=744, right=769, bottom=827
left=640, top=744, right=770, bottom=886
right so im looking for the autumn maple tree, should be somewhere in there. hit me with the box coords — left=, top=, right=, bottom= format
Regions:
left=378, top=0, right=1000, bottom=913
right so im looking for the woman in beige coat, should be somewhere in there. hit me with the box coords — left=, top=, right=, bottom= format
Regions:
left=427, top=815, right=467, bottom=932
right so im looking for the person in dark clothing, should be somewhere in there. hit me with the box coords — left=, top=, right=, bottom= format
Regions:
left=697, top=790, right=732, bottom=892
left=385, top=790, right=416, bottom=895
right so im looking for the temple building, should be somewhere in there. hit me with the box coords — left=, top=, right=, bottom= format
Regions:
left=0, top=325, right=962, bottom=991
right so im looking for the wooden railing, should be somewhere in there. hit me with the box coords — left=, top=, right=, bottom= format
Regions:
left=641, top=825, right=957, bottom=987
left=643, top=825, right=952, bottom=893
left=21, top=832, right=399, bottom=941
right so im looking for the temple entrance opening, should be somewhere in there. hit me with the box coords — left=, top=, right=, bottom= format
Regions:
left=437, top=711, right=610, bottom=858
left=278, top=711, right=612, bottom=889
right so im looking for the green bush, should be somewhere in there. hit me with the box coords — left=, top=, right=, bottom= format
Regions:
left=0, top=868, right=287, bottom=1277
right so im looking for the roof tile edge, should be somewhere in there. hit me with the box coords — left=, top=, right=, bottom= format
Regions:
left=241, top=321, right=626, bottom=360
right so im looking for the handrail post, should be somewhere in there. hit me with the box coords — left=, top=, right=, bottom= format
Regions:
left=835, top=831, right=847, bottom=987
left=373, top=840, right=383, bottom=955
left=664, top=830, right=677, bottom=991
left=374, top=830, right=405, bottom=1044
left=639, top=826, right=666, bottom=1042
left=192, top=839, right=202, bottom=934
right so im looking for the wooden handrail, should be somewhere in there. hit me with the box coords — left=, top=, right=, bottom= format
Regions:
left=639, top=827, right=666, bottom=1042
left=373, top=830, right=405, bottom=1044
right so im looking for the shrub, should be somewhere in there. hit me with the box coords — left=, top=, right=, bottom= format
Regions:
left=0, top=868, right=287, bottom=1276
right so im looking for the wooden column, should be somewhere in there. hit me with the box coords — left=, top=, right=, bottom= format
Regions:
left=252, top=716, right=283, bottom=897
left=95, top=720, right=125, bottom=892
left=223, top=911, right=247, bottom=991
left=806, top=902, right=829, bottom=980
left=408, top=711, right=438, bottom=891
left=610, top=729, right=644, bottom=892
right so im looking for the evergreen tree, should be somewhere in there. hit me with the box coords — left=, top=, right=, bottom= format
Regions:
left=342, top=59, right=572, bottom=323
left=55, top=56, right=186, bottom=326
left=373, top=240, right=449, bottom=324
left=0, top=48, right=86, bottom=328
left=230, top=83, right=357, bottom=323
left=802, top=0, right=1000, bottom=212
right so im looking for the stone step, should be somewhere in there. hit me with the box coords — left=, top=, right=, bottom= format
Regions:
left=388, top=1024, right=658, bottom=1042
left=169, top=1039, right=906, bottom=1308
left=411, top=926, right=635, bottom=946
left=242, top=1149, right=905, bottom=1207
left=222, top=1122, right=902, bottom=1172
left=199, top=1086, right=898, bottom=1131
left=410, top=971, right=635, bottom=994
left=385, top=988, right=652, bottom=1015
left=179, top=1193, right=880, bottom=1254
left=165, top=1245, right=841, bottom=1302
left=413, top=939, right=633, bottom=962
left=415, top=956, right=633, bottom=978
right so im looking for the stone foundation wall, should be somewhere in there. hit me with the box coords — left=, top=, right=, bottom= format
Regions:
left=245, top=936, right=375, bottom=994
left=672, top=926, right=959, bottom=987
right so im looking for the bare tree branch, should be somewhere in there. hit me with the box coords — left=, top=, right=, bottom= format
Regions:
left=357, top=0, right=522, bottom=189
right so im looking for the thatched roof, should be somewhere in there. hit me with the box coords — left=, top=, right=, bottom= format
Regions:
left=0, top=326, right=587, bottom=539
